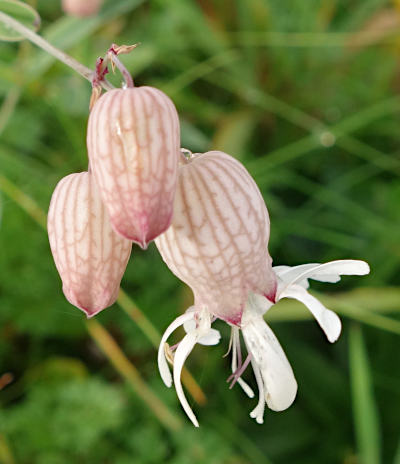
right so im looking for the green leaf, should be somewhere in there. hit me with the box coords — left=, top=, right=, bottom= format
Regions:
left=349, top=324, right=381, bottom=464
left=394, top=438, right=400, bottom=464
left=0, top=0, right=40, bottom=42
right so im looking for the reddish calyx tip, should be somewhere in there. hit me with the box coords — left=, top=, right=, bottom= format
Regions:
left=111, top=227, right=150, bottom=249
left=72, top=301, right=107, bottom=319
left=226, top=312, right=243, bottom=327
left=137, top=239, right=149, bottom=250
left=94, top=57, right=109, bottom=81
left=64, top=288, right=110, bottom=318
left=265, top=288, right=277, bottom=304
left=84, top=309, right=101, bottom=319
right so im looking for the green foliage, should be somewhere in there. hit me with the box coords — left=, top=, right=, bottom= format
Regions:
left=2, top=378, right=126, bottom=462
left=0, top=0, right=400, bottom=463
left=0, top=0, right=40, bottom=42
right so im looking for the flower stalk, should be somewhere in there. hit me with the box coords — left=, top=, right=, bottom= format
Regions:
left=0, top=10, right=113, bottom=90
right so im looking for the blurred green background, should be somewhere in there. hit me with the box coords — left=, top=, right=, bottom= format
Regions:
left=1, top=0, right=400, bottom=463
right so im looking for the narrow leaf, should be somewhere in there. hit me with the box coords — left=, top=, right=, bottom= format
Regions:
left=393, top=438, right=400, bottom=464
left=349, top=324, right=381, bottom=464
left=0, top=0, right=40, bottom=42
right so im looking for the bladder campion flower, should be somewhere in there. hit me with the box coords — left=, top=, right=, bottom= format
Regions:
left=48, top=171, right=132, bottom=317
left=155, top=150, right=370, bottom=426
left=87, top=86, right=180, bottom=248
left=61, top=0, right=103, bottom=17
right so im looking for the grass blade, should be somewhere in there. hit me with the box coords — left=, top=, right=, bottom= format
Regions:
left=349, top=324, right=381, bottom=464
left=86, top=319, right=182, bottom=431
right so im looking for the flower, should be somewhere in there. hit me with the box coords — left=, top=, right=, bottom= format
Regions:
left=87, top=86, right=180, bottom=248
left=236, top=259, right=369, bottom=424
left=155, top=150, right=370, bottom=426
left=47, top=171, right=132, bottom=317
left=156, top=150, right=277, bottom=325
left=62, top=0, right=103, bottom=17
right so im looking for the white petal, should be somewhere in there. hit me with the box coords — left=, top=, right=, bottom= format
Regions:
left=272, top=265, right=293, bottom=277
left=280, top=284, right=342, bottom=343
left=198, top=328, right=221, bottom=346
left=247, top=292, right=274, bottom=316
left=183, top=318, right=196, bottom=333
left=173, top=333, right=199, bottom=427
left=274, top=263, right=318, bottom=289
left=277, top=260, right=370, bottom=293
left=157, top=313, right=194, bottom=387
left=248, top=359, right=265, bottom=424
left=183, top=318, right=221, bottom=345
left=242, top=317, right=297, bottom=412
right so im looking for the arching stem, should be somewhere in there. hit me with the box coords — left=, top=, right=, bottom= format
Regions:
left=0, top=11, right=113, bottom=91
left=109, top=52, right=134, bottom=88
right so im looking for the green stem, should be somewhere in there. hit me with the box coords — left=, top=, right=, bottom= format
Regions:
left=0, top=87, right=20, bottom=136
left=0, top=434, right=15, bottom=464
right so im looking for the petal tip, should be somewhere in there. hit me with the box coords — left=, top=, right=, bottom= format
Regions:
left=324, top=310, right=342, bottom=343
left=158, top=345, right=173, bottom=387
left=358, top=261, right=370, bottom=275
left=265, top=382, right=298, bottom=412
left=160, top=374, right=173, bottom=388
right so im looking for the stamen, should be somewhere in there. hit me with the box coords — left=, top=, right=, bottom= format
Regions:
left=223, top=328, right=234, bottom=357
left=164, top=343, right=175, bottom=365
left=229, top=328, right=254, bottom=398
left=236, top=375, right=255, bottom=398
left=228, top=331, right=238, bottom=382
left=169, top=342, right=179, bottom=352
left=228, top=354, right=252, bottom=388
left=236, top=330, right=242, bottom=367
left=231, top=329, right=238, bottom=372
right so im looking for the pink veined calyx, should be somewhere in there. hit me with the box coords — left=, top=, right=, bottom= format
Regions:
left=87, top=85, right=181, bottom=249
left=48, top=171, right=132, bottom=317
left=155, top=150, right=370, bottom=427
left=61, top=0, right=103, bottom=17
left=48, top=44, right=181, bottom=315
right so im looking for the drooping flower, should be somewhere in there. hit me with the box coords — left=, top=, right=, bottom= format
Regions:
left=62, top=0, right=103, bottom=17
left=155, top=150, right=370, bottom=426
left=87, top=86, right=180, bottom=248
left=48, top=171, right=132, bottom=317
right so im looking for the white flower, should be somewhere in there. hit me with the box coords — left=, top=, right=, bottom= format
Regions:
left=239, top=259, right=370, bottom=423
left=157, top=259, right=369, bottom=426
left=155, top=150, right=370, bottom=426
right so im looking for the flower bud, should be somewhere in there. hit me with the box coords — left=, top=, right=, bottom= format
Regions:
left=62, top=0, right=103, bottom=17
left=155, top=151, right=277, bottom=325
left=48, top=172, right=132, bottom=317
left=87, top=87, right=180, bottom=248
